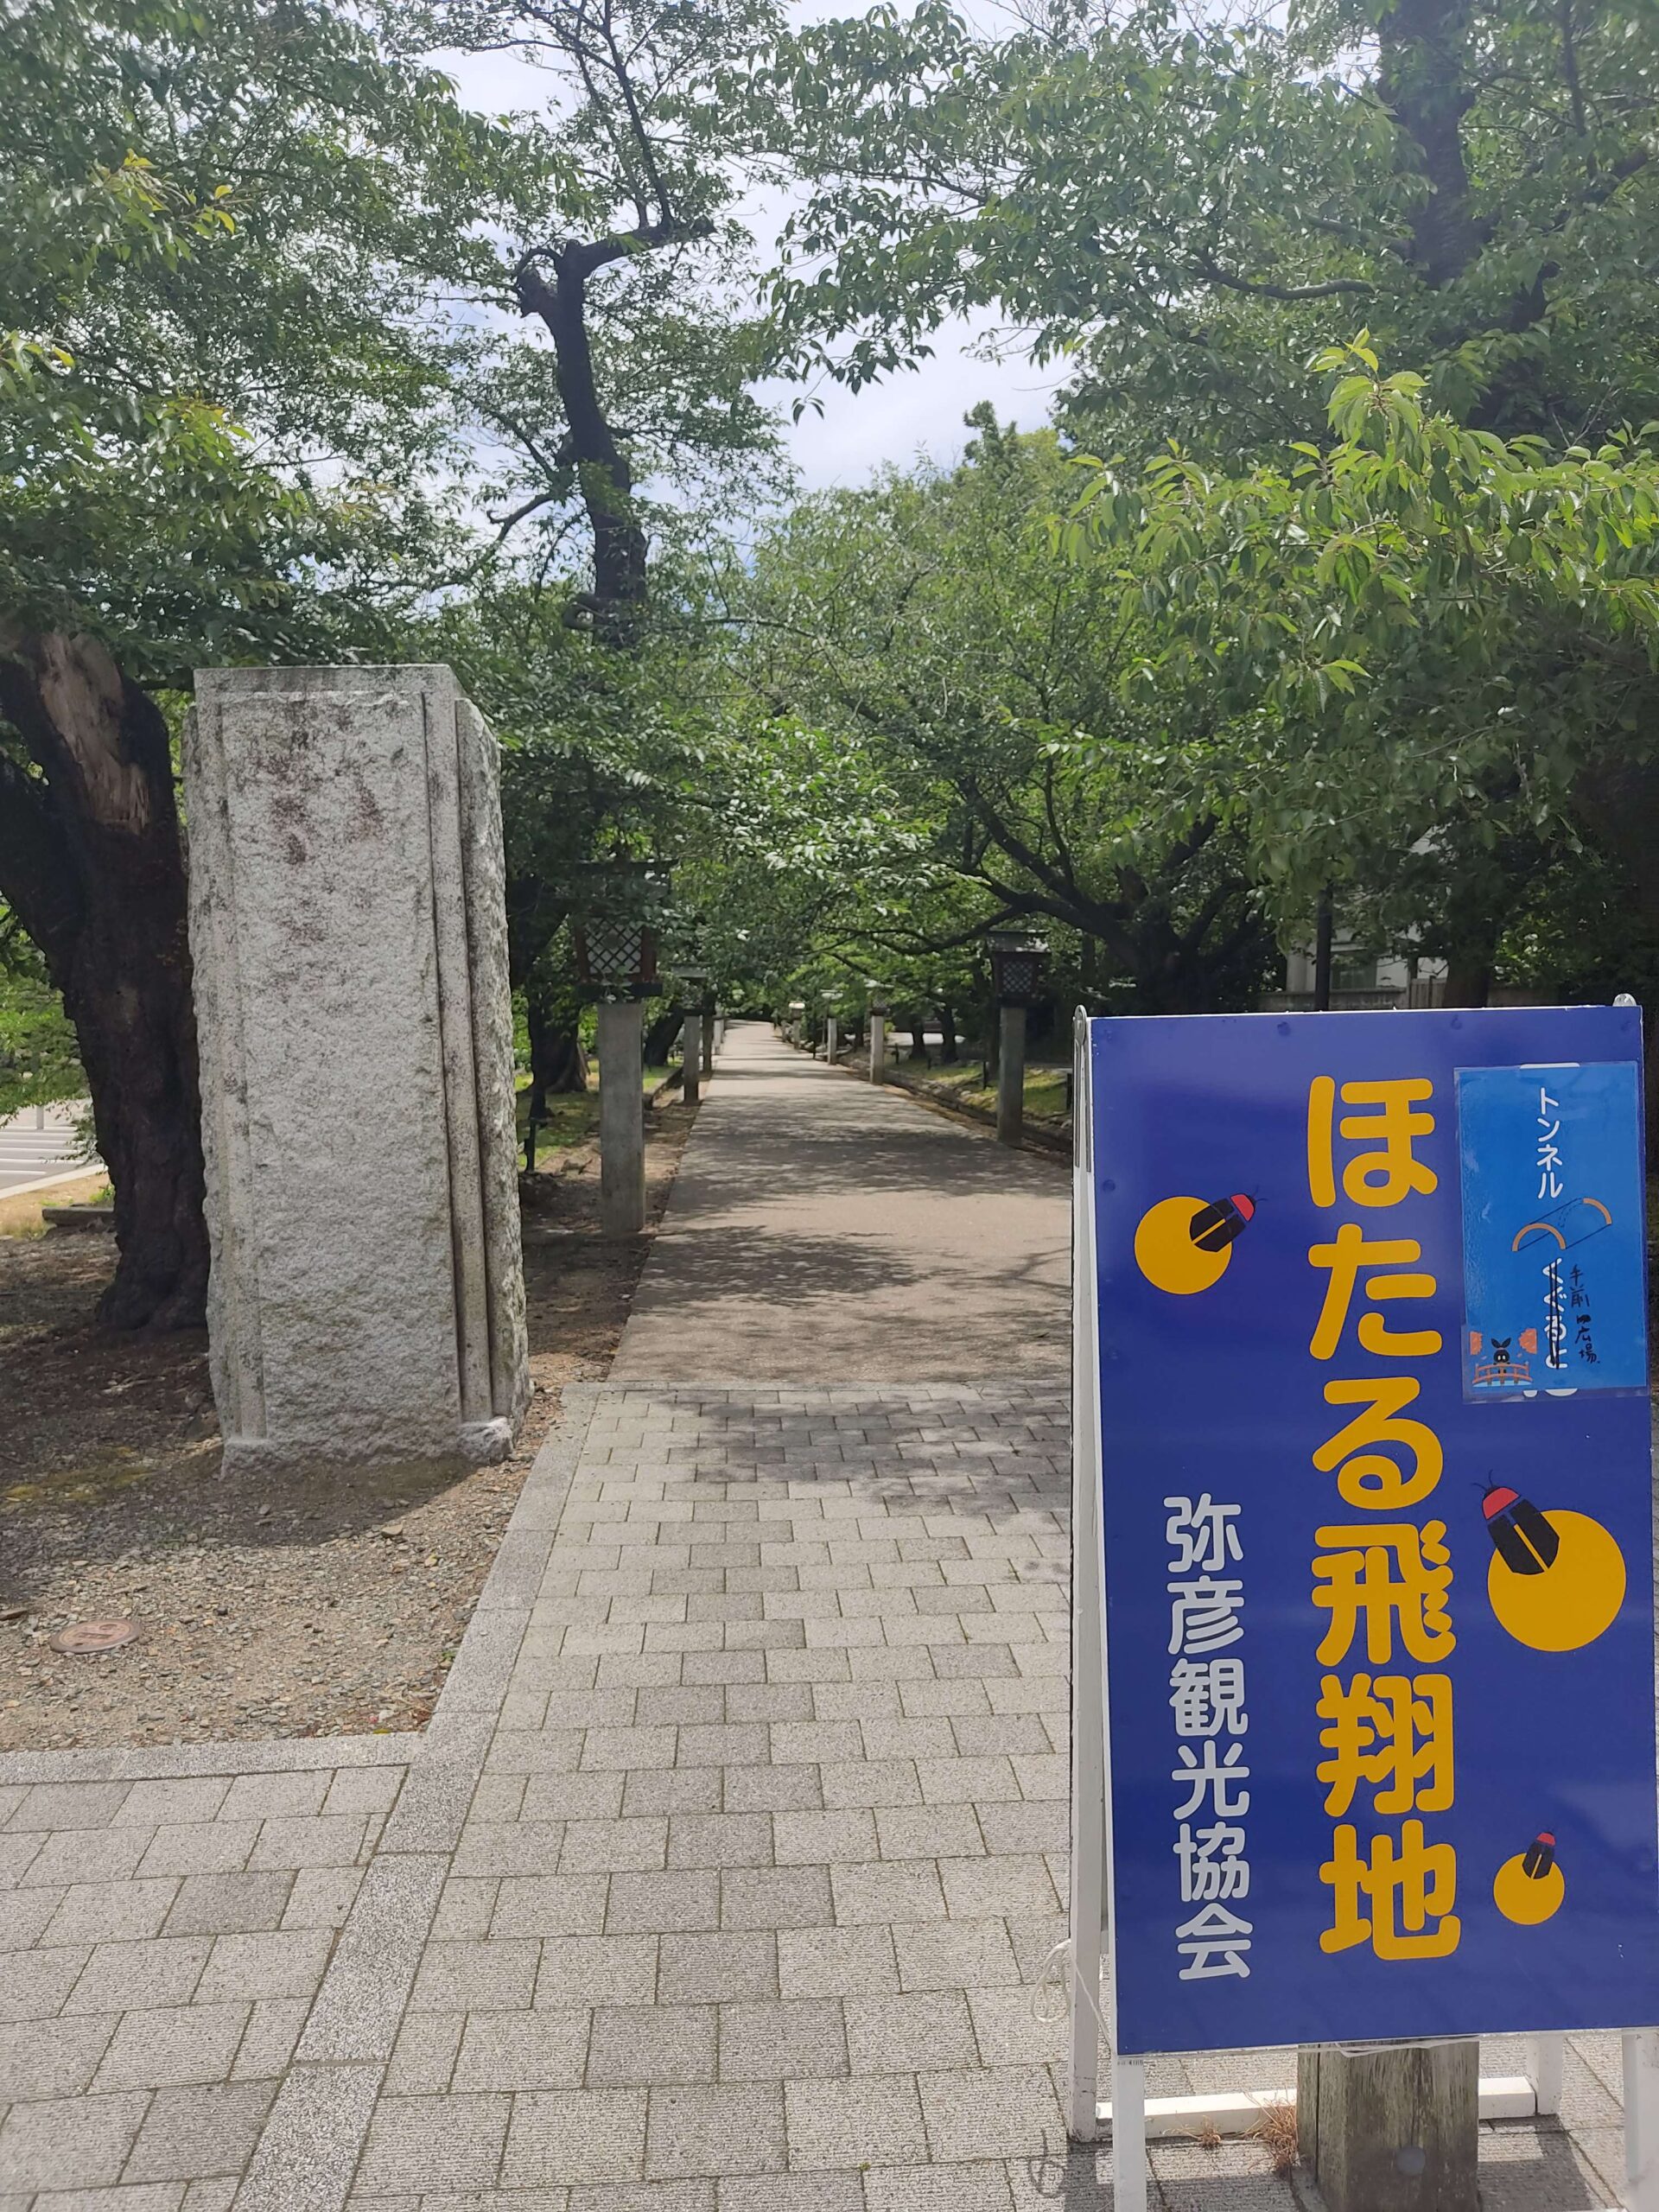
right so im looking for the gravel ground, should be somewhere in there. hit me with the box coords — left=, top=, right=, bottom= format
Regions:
left=0, top=1098, right=694, bottom=1751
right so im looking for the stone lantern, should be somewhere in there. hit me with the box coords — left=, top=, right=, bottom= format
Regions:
left=572, top=864, right=670, bottom=1236
left=571, top=864, right=664, bottom=1001
left=987, top=931, right=1051, bottom=1147
left=671, top=965, right=710, bottom=1107
left=866, top=980, right=891, bottom=1084
left=987, top=930, right=1051, bottom=1009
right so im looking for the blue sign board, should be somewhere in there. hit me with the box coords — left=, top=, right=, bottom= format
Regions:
left=1459, top=1061, right=1649, bottom=1397
left=1089, top=1003, right=1656, bottom=2056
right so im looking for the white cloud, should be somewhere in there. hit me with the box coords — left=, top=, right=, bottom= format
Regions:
left=770, top=318, right=1064, bottom=489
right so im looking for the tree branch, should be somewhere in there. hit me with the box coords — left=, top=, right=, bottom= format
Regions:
left=1196, top=254, right=1375, bottom=302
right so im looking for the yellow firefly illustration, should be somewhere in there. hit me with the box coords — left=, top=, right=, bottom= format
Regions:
left=1494, top=1832, right=1566, bottom=1926
left=1482, top=1484, right=1626, bottom=1653
left=1134, top=1192, right=1256, bottom=1295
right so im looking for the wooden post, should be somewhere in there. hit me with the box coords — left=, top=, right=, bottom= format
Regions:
left=1297, top=2043, right=1478, bottom=2212
left=996, top=1002, right=1027, bottom=1146
left=681, top=1011, right=702, bottom=1109
left=597, top=999, right=645, bottom=1237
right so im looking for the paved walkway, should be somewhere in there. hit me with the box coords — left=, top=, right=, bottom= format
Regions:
left=613, top=1024, right=1069, bottom=1382
left=0, top=1026, right=1636, bottom=2209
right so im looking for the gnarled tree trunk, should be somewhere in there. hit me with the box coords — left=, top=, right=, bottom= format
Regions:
left=0, top=632, right=207, bottom=1328
left=513, top=215, right=709, bottom=650
left=645, top=1007, right=683, bottom=1067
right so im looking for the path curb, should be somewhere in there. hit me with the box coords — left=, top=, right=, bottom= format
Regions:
left=230, top=1382, right=600, bottom=2212
left=0, top=1729, right=423, bottom=1786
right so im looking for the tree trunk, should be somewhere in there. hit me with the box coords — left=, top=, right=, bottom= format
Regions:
left=1442, top=919, right=1497, bottom=1009
left=0, top=633, right=207, bottom=1328
left=525, top=995, right=588, bottom=1119
left=938, top=1003, right=958, bottom=1062
left=1314, top=887, right=1335, bottom=1010
left=908, top=1012, right=930, bottom=1060
left=1573, top=753, right=1659, bottom=1142
left=506, top=868, right=567, bottom=995
left=645, top=1007, right=682, bottom=1066
left=1375, top=0, right=1484, bottom=289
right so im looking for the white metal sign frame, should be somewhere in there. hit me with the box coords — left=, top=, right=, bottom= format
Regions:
left=1065, top=1007, right=1659, bottom=2211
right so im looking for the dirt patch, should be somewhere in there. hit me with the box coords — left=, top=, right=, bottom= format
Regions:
left=0, top=1099, right=695, bottom=1751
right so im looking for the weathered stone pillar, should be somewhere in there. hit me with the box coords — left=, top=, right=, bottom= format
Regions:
left=996, top=1002, right=1027, bottom=1146
left=701, top=995, right=715, bottom=1077
left=681, top=1012, right=703, bottom=1109
left=597, top=1000, right=646, bottom=1236
left=825, top=1015, right=839, bottom=1064
left=184, top=665, right=529, bottom=1478
left=869, top=1011, right=887, bottom=1082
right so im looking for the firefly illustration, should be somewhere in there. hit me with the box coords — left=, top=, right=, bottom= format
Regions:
left=1190, top=1193, right=1257, bottom=1252
left=1494, top=1831, right=1566, bottom=1926
left=1134, top=1192, right=1256, bottom=1295
left=1481, top=1482, right=1561, bottom=1576
left=1481, top=1484, right=1626, bottom=1653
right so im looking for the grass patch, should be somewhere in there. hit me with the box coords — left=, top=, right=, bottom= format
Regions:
left=515, top=1065, right=681, bottom=1164
left=0, top=1170, right=110, bottom=1240
left=893, top=1058, right=1070, bottom=1121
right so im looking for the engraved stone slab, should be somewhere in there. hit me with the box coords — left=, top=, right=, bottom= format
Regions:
left=184, top=665, right=529, bottom=1478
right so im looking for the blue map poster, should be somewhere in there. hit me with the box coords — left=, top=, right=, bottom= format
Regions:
left=1459, top=1061, right=1648, bottom=1397
left=1088, top=1002, right=1657, bottom=2056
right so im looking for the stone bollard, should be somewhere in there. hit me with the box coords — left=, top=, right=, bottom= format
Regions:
left=184, top=665, right=528, bottom=1478
left=825, top=1015, right=838, bottom=1064
left=681, top=1011, right=702, bottom=1109
left=598, top=1000, right=646, bottom=1236
left=869, top=1012, right=887, bottom=1082
left=996, top=1002, right=1027, bottom=1147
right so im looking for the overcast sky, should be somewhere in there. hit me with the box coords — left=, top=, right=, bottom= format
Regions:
left=439, top=38, right=1065, bottom=493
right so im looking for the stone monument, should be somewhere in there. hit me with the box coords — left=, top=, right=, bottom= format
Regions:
left=184, top=665, right=529, bottom=1478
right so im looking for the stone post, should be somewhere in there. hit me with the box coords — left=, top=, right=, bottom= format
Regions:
left=184, top=665, right=528, bottom=1478
left=825, top=1015, right=838, bottom=1064
left=869, top=1010, right=887, bottom=1082
left=996, top=1002, right=1027, bottom=1146
left=701, top=994, right=715, bottom=1077
left=598, top=999, right=646, bottom=1236
left=1298, top=2043, right=1478, bottom=2212
left=681, top=1010, right=703, bottom=1109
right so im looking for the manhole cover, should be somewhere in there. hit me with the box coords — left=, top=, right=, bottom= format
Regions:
left=50, top=1620, right=136, bottom=1654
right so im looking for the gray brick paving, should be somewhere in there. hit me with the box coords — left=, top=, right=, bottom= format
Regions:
left=0, top=1025, right=1635, bottom=2209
